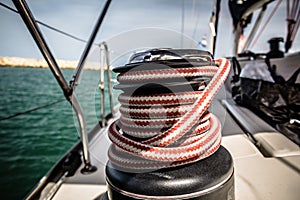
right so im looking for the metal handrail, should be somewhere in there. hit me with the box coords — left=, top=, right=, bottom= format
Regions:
left=70, top=0, right=111, bottom=90
left=233, top=0, right=274, bottom=55
left=12, top=0, right=96, bottom=174
left=99, top=42, right=114, bottom=127
left=242, top=5, right=267, bottom=52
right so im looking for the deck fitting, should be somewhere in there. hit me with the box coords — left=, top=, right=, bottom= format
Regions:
left=81, top=164, right=97, bottom=174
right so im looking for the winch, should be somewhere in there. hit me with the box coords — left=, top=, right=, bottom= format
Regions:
left=106, top=49, right=234, bottom=200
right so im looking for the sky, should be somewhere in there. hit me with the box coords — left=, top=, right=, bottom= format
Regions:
left=0, top=0, right=299, bottom=64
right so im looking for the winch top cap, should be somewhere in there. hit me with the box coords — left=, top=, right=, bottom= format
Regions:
left=113, top=48, right=214, bottom=73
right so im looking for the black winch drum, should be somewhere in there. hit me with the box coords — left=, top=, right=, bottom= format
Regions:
left=106, top=146, right=234, bottom=200
left=105, top=49, right=235, bottom=200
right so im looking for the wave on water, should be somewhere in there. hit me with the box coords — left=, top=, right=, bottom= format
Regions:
left=0, top=67, right=112, bottom=199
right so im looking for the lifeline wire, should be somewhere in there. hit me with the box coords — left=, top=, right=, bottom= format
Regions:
left=0, top=2, right=99, bottom=121
left=0, top=90, right=91, bottom=122
left=0, top=99, right=65, bottom=122
left=108, top=58, right=230, bottom=170
left=0, top=2, right=96, bottom=45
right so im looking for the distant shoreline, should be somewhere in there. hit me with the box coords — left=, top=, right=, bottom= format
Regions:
left=0, top=56, right=99, bottom=70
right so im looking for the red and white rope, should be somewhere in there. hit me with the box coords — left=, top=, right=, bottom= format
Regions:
left=108, top=58, right=230, bottom=170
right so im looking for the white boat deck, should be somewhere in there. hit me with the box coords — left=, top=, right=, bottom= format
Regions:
left=49, top=132, right=300, bottom=200
left=223, top=134, right=300, bottom=200
left=46, top=98, right=300, bottom=200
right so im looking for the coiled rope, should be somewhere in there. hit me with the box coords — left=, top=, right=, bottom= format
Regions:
left=108, top=58, right=230, bottom=170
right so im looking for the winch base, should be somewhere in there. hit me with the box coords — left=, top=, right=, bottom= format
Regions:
left=106, top=146, right=234, bottom=200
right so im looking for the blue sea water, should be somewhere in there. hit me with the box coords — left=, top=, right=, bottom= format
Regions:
left=0, top=67, right=108, bottom=199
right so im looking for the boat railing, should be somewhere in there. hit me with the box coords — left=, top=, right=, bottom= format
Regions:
left=11, top=0, right=114, bottom=175
left=99, top=42, right=114, bottom=127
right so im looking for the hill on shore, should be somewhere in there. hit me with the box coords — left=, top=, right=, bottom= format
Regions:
left=0, top=56, right=99, bottom=70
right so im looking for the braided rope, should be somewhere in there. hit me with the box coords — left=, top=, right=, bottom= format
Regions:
left=108, top=58, right=230, bottom=170
left=117, top=66, right=219, bottom=83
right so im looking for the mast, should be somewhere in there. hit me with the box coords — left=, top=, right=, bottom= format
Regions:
left=212, top=0, right=221, bottom=56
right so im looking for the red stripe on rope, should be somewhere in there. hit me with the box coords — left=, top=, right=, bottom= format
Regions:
left=108, top=58, right=230, bottom=170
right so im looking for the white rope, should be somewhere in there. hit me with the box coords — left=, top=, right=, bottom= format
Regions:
left=108, top=58, right=230, bottom=170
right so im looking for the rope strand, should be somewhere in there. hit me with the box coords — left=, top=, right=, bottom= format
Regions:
left=108, top=58, right=230, bottom=170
